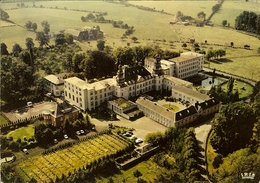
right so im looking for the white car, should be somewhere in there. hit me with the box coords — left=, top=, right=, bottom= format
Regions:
left=64, top=134, right=68, bottom=139
left=130, top=135, right=137, bottom=140
left=76, top=131, right=81, bottom=136
left=135, top=138, right=143, bottom=144
left=23, top=149, right=29, bottom=154
left=80, top=130, right=85, bottom=134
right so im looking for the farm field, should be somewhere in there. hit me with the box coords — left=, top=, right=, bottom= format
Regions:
left=1, top=1, right=260, bottom=81
left=16, top=133, right=132, bottom=183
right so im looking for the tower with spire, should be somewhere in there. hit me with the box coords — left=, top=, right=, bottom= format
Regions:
left=153, top=54, right=164, bottom=76
left=116, top=63, right=125, bottom=87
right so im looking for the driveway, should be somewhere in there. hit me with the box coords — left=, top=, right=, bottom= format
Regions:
left=90, top=115, right=167, bottom=140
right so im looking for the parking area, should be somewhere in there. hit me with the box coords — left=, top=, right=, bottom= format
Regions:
left=90, top=115, right=168, bottom=141
left=3, top=101, right=56, bottom=122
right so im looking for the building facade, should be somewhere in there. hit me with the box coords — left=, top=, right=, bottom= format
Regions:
left=44, top=74, right=67, bottom=96
left=145, top=51, right=204, bottom=79
left=42, top=101, right=79, bottom=127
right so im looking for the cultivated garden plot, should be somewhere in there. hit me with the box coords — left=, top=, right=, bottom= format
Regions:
left=16, top=133, right=132, bottom=183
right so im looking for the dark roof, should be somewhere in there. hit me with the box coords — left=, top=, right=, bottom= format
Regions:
left=54, top=101, right=78, bottom=118
left=124, top=65, right=151, bottom=83
left=198, top=98, right=220, bottom=110
left=176, top=105, right=197, bottom=121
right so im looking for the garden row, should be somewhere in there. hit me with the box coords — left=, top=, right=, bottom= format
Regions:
left=16, top=131, right=134, bottom=183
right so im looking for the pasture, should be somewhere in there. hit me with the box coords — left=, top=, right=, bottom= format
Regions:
left=16, top=133, right=131, bottom=183
left=1, top=1, right=260, bottom=80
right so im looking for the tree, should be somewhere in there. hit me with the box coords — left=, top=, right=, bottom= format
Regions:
left=145, top=132, right=164, bottom=145
left=41, top=20, right=50, bottom=34
left=227, top=77, right=234, bottom=93
left=230, top=42, right=234, bottom=47
left=1, top=43, right=9, bottom=55
left=215, top=148, right=260, bottom=182
left=25, top=21, right=32, bottom=29
left=131, top=36, right=138, bottom=43
left=222, top=20, right=227, bottom=27
left=97, top=40, right=105, bottom=51
left=31, top=22, right=37, bottom=31
left=25, top=37, right=35, bottom=68
left=12, top=43, right=22, bottom=57
left=0, top=9, right=9, bottom=20
left=36, top=31, right=50, bottom=47
left=211, top=102, right=256, bottom=155
left=65, top=33, right=74, bottom=44
left=133, top=170, right=142, bottom=178
left=84, top=50, right=115, bottom=79
left=81, top=16, right=86, bottom=22
left=197, top=11, right=206, bottom=20
left=55, top=34, right=66, bottom=45
left=1, top=56, right=34, bottom=105
left=133, top=46, right=153, bottom=65
left=113, top=47, right=135, bottom=66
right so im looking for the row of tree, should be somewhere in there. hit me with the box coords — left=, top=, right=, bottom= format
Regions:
left=235, top=11, right=260, bottom=35
left=145, top=127, right=205, bottom=182
left=205, top=48, right=226, bottom=61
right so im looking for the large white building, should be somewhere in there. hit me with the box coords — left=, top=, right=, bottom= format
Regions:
left=64, top=55, right=194, bottom=111
left=145, top=51, right=204, bottom=79
left=45, top=73, right=68, bottom=96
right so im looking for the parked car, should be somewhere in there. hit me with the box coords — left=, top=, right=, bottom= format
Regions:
left=64, top=134, right=68, bottom=139
left=130, top=135, right=137, bottom=140
left=23, top=149, right=29, bottom=154
left=76, top=131, right=81, bottom=136
left=123, top=132, right=132, bottom=137
left=80, top=130, right=85, bottom=134
left=54, top=139, right=58, bottom=144
left=135, top=138, right=143, bottom=144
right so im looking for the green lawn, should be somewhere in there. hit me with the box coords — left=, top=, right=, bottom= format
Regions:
left=0, top=115, right=9, bottom=126
left=96, top=159, right=161, bottom=183
left=162, top=104, right=180, bottom=112
left=221, top=80, right=253, bottom=99
left=7, top=124, right=35, bottom=142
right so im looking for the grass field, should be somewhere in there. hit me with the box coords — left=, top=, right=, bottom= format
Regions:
left=6, top=125, right=35, bottom=142
left=16, top=133, right=131, bottom=182
left=221, top=79, right=253, bottom=99
left=1, top=1, right=260, bottom=81
left=162, top=104, right=180, bottom=112
left=211, top=1, right=260, bottom=27
left=0, top=115, right=9, bottom=126
left=96, top=159, right=161, bottom=183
